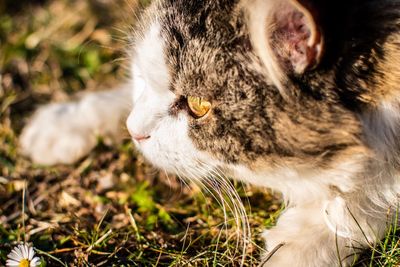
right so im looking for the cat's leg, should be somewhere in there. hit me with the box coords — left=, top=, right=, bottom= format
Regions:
left=20, top=85, right=132, bottom=165
left=260, top=197, right=386, bottom=267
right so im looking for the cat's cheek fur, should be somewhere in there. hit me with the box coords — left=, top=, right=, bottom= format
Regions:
left=132, top=113, right=219, bottom=178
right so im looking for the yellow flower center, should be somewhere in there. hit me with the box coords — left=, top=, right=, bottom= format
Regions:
left=19, top=259, right=30, bottom=267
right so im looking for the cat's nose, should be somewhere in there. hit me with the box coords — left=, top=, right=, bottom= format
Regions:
left=126, top=110, right=153, bottom=143
left=127, top=123, right=150, bottom=143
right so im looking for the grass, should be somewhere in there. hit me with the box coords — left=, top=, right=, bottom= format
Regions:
left=0, top=0, right=399, bottom=266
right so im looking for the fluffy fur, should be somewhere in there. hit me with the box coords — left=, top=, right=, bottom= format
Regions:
left=20, top=0, right=400, bottom=266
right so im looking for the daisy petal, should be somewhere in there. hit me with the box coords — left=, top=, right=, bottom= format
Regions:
left=17, top=244, right=24, bottom=258
left=10, top=247, right=21, bottom=259
left=30, top=257, right=41, bottom=267
left=7, top=251, right=21, bottom=261
left=6, top=259, right=19, bottom=264
left=21, top=244, right=28, bottom=258
left=5, top=259, right=20, bottom=267
left=16, top=246, right=24, bottom=258
left=28, top=246, right=34, bottom=260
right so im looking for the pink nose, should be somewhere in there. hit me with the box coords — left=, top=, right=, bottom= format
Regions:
left=131, top=133, right=151, bottom=142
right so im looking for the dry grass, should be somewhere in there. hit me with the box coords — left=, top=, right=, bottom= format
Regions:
left=0, top=0, right=399, bottom=266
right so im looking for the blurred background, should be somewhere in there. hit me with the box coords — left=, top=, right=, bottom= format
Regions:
left=0, top=0, right=397, bottom=266
left=0, top=0, right=278, bottom=265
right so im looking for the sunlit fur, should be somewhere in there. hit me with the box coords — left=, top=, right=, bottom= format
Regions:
left=20, top=87, right=131, bottom=165
left=20, top=0, right=400, bottom=266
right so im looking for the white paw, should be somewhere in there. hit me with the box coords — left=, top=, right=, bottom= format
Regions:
left=20, top=103, right=98, bottom=165
left=261, top=228, right=353, bottom=267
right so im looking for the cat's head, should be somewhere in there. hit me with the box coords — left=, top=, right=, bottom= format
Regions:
left=126, top=0, right=395, bottom=181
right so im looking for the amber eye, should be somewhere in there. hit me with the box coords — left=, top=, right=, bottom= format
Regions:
left=187, top=96, right=211, bottom=118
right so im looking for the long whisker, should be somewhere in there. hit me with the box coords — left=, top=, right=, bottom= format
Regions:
left=188, top=164, right=232, bottom=260
left=212, top=165, right=250, bottom=264
left=173, top=163, right=238, bottom=262
left=184, top=166, right=234, bottom=263
left=194, top=160, right=250, bottom=266
left=162, top=152, right=251, bottom=266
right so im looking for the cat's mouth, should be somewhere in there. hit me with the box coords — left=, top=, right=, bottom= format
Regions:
left=131, top=134, right=151, bottom=143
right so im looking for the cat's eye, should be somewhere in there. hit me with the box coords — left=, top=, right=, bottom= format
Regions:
left=187, top=96, right=211, bottom=118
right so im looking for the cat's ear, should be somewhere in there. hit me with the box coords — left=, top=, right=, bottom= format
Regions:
left=247, top=0, right=324, bottom=76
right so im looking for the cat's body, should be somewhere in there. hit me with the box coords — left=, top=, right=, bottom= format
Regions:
left=20, top=0, right=400, bottom=266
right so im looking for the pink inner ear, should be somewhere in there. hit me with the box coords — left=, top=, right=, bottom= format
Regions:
left=272, top=3, right=322, bottom=74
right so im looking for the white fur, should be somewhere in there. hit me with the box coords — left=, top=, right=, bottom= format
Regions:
left=229, top=154, right=389, bottom=266
left=131, top=23, right=170, bottom=102
left=230, top=155, right=365, bottom=204
left=20, top=86, right=131, bottom=165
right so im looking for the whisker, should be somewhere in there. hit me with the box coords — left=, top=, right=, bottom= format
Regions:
left=211, top=165, right=251, bottom=265
left=194, top=160, right=250, bottom=266
left=183, top=165, right=236, bottom=263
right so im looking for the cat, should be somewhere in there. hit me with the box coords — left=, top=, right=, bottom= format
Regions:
left=20, top=0, right=400, bottom=266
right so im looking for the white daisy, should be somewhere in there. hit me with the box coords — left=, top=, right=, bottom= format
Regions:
left=6, top=243, right=41, bottom=267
